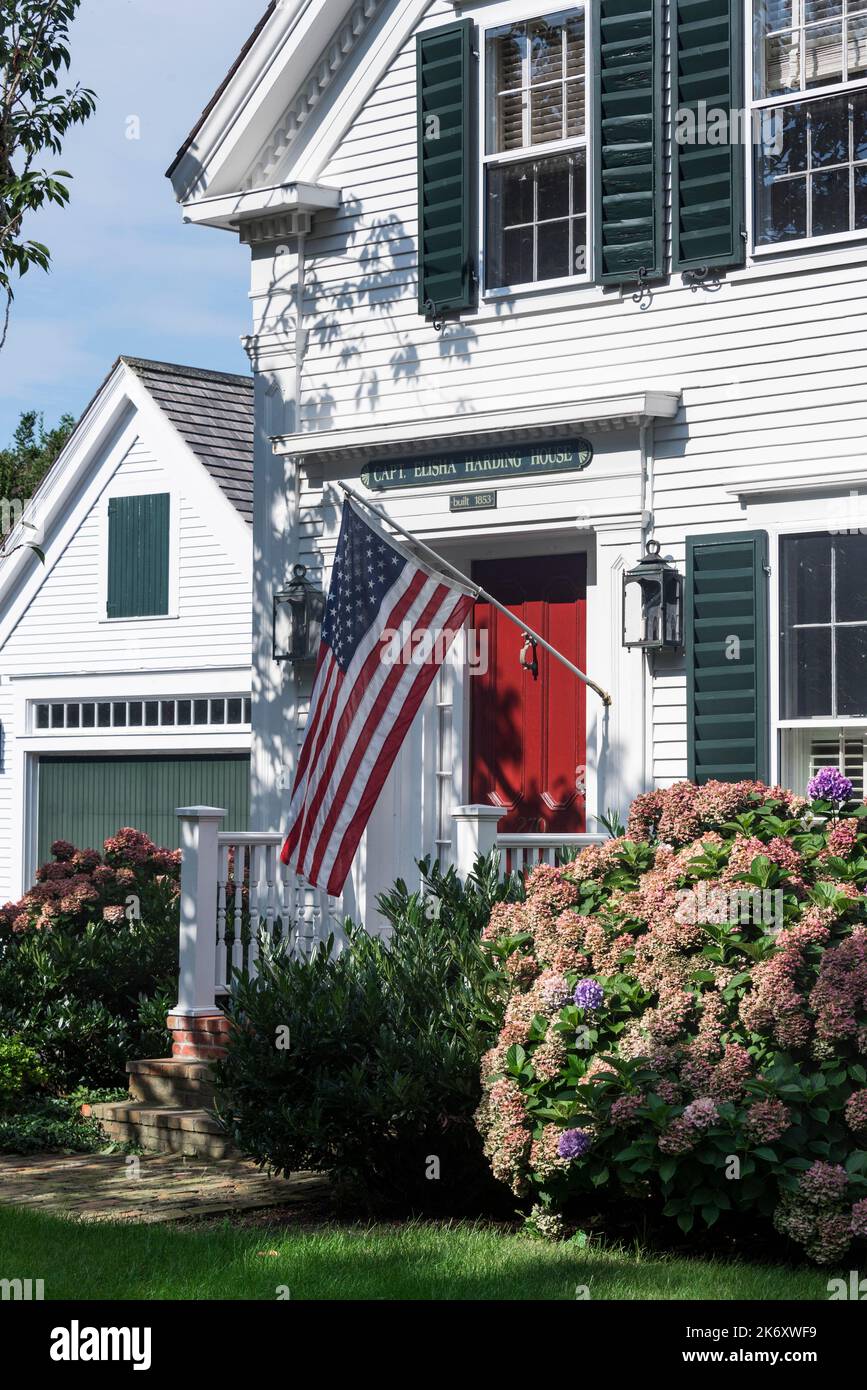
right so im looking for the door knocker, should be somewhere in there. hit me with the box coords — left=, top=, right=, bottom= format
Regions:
left=519, top=633, right=539, bottom=679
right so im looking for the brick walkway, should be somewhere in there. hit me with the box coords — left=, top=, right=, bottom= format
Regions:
left=0, top=1153, right=327, bottom=1224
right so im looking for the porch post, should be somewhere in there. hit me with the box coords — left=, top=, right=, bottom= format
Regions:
left=168, top=806, right=229, bottom=1061
left=452, top=805, right=504, bottom=877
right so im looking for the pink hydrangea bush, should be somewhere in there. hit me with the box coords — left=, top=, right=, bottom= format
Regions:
left=0, top=828, right=180, bottom=936
left=475, top=779, right=867, bottom=1264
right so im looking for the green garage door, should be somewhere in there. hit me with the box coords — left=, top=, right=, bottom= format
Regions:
left=37, top=754, right=250, bottom=864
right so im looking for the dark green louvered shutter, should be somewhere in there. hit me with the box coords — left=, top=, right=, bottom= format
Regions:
left=686, top=532, right=769, bottom=784
left=417, top=19, right=476, bottom=319
left=672, top=0, right=745, bottom=270
left=594, top=0, right=663, bottom=284
left=107, top=493, right=170, bottom=618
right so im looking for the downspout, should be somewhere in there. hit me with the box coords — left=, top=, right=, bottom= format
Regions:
left=640, top=420, right=654, bottom=794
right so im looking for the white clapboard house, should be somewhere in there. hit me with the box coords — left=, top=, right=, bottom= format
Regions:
left=0, top=357, right=254, bottom=905
left=152, top=0, right=867, bottom=1038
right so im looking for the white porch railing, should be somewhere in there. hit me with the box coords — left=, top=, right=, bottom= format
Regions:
left=452, top=804, right=607, bottom=878
left=174, top=804, right=607, bottom=1015
left=174, top=807, right=345, bottom=1014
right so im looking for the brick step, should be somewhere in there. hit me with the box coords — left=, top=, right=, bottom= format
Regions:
left=126, top=1059, right=217, bottom=1109
left=91, top=1102, right=237, bottom=1160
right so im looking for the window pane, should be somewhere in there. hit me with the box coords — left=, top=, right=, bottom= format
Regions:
left=496, top=92, right=525, bottom=152
left=66, top=704, right=80, bottom=729
left=529, top=18, right=563, bottom=86
left=810, top=94, right=848, bottom=165
left=500, top=162, right=534, bottom=224
left=768, top=104, right=808, bottom=174
left=855, top=164, right=867, bottom=224
left=128, top=702, right=142, bottom=727
left=228, top=698, right=243, bottom=723
left=538, top=157, right=570, bottom=218
left=36, top=704, right=49, bottom=730
left=757, top=171, right=808, bottom=241
left=487, top=25, right=526, bottom=153
left=193, top=699, right=208, bottom=724
left=565, top=12, right=584, bottom=76
left=82, top=703, right=95, bottom=728
left=812, top=164, right=850, bottom=234
left=837, top=627, right=867, bottom=714
left=161, top=700, right=175, bottom=725
left=566, top=79, right=585, bottom=138
left=572, top=150, right=587, bottom=214
left=572, top=217, right=588, bottom=273
left=177, top=700, right=192, bottom=726
left=805, top=20, right=843, bottom=87
left=538, top=219, right=569, bottom=279
left=491, top=25, right=524, bottom=95
left=853, top=88, right=867, bottom=157
left=806, top=1, right=842, bottom=20
left=782, top=533, right=832, bottom=625
left=763, top=30, right=802, bottom=95
left=97, top=703, right=111, bottom=728
left=848, top=14, right=867, bottom=79
left=835, top=536, right=867, bottom=620
left=502, top=225, right=535, bottom=284
left=210, top=699, right=226, bottom=725
left=145, top=701, right=159, bottom=727
left=783, top=626, right=832, bottom=716
left=112, top=702, right=127, bottom=727
left=531, top=85, right=564, bottom=144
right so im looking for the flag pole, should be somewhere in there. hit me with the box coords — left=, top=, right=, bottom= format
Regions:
left=336, top=481, right=612, bottom=707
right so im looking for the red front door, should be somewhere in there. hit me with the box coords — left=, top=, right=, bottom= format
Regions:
left=471, top=554, right=587, bottom=833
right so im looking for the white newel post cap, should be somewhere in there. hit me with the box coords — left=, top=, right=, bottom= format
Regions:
left=452, top=804, right=503, bottom=875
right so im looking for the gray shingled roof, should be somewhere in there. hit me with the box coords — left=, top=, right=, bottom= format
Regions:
left=124, top=358, right=254, bottom=523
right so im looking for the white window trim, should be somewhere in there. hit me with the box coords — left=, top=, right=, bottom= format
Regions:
left=477, top=0, right=592, bottom=299
left=97, top=477, right=180, bottom=624
left=747, top=0, right=867, bottom=257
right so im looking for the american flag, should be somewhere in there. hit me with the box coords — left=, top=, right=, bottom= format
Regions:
left=281, top=498, right=475, bottom=895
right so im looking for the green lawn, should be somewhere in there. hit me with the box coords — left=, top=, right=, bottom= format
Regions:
left=0, top=1205, right=834, bottom=1301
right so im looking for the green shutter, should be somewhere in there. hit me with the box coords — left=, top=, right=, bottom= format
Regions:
left=417, top=19, right=476, bottom=319
left=107, top=493, right=170, bottom=618
left=594, top=0, right=664, bottom=285
left=686, top=532, right=769, bottom=785
left=37, top=753, right=251, bottom=864
left=672, top=0, right=745, bottom=270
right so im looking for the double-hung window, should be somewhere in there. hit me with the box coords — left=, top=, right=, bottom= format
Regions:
left=779, top=531, right=867, bottom=798
left=753, top=1, right=867, bottom=246
left=484, top=7, right=589, bottom=291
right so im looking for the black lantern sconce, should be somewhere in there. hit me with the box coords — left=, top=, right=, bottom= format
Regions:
left=273, top=564, right=326, bottom=662
left=622, top=540, right=683, bottom=651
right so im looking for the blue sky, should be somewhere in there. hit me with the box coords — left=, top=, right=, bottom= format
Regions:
left=0, top=0, right=264, bottom=441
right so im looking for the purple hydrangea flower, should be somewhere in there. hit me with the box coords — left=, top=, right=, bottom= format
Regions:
left=558, top=1128, right=592, bottom=1160
left=807, top=767, right=854, bottom=806
left=573, top=978, right=604, bottom=1011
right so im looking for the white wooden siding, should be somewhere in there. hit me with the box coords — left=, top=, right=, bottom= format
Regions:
left=1, top=437, right=252, bottom=675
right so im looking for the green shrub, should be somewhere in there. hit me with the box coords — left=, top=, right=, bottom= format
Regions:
left=0, top=1035, right=47, bottom=1108
left=215, top=854, right=521, bottom=1213
left=476, top=778, right=867, bottom=1265
left=0, top=1092, right=124, bottom=1154
left=0, top=829, right=179, bottom=1090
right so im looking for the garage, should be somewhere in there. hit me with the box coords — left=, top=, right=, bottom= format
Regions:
left=36, top=754, right=251, bottom=865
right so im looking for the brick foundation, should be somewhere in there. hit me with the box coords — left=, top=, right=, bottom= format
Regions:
left=167, top=1011, right=232, bottom=1061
